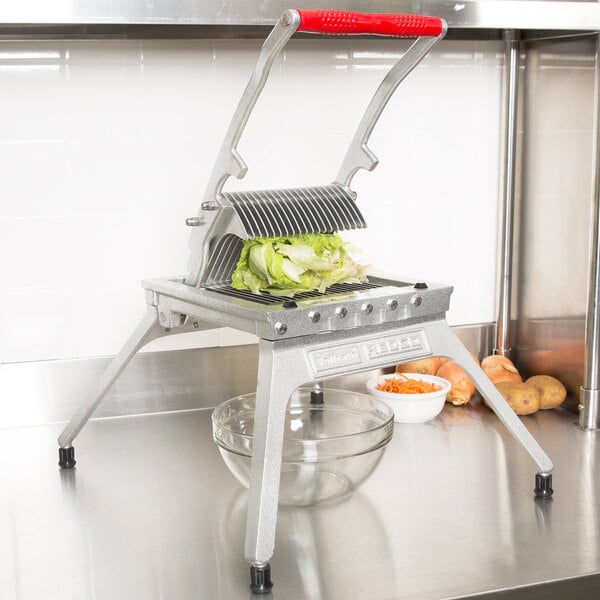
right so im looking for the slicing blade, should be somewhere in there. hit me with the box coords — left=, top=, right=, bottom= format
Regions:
left=221, top=184, right=366, bottom=238
left=203, top=235, right=244, bottom=285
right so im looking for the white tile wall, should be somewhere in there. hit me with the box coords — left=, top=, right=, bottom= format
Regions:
left=0, top=38, right=504, bottom=363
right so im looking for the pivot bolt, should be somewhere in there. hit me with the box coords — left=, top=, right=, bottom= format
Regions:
left=185, top=217, right=204, bottom=226
left=387, top=299, right=398, bottom=311
left=361, top=303, right=373, bottom=314
left=411, top=296, right=423, bottom=307
left=281, top=11, right=293, bottom=26
left=275, top=322, right=287, bottom=335
left=335, top=306, right=348, bottom=318
left=201, top=201, right=218, bottom=211
left=308, top=310, right=321, bottom=323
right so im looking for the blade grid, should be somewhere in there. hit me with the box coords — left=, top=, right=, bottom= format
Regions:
left=205, top=280, right=383, bottom=305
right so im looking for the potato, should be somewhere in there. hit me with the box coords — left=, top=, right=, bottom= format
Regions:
left=525, top=375, right=567, bottom=409
left=395, top=357, right=444, bottom=376
left=495, top=381, right=540, bottom=415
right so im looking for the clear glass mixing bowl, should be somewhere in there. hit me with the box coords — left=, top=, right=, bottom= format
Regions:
left=212, top=387, right=394, bottom=507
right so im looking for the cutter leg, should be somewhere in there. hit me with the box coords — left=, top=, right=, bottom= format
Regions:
left=57, top=307, right=165, bottom=460
left=423, top=319, right=554, bottom=478
left=244, top=340, right=302, bottom=591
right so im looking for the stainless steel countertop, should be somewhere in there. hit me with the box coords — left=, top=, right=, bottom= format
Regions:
left=2, top=347, right=600, bottom=599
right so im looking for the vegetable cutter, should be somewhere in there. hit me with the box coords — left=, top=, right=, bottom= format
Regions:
left=57, top=9, right=554, bottom=594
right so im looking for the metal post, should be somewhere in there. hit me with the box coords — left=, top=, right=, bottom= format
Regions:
left=495, top=29, right=520, bottom=359
left=579, top=33, right=600, bottom=430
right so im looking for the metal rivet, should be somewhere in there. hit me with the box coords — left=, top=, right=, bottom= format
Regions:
left=308, top=310, right=321, bottom=323
left=335, top=306, right=348, bottom=318
left=185, top=217, right=203, bottom=226
left=361, top=303, right=373, bottom=314
left=387, top=299, right=398, bottom=311
left=275, top=322, right=287, bottom=335
left=201, top=201, right=218, bottom=211
left=411, top=296, right=423, bottom=307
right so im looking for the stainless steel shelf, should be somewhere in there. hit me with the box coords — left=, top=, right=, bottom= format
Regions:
left=0, top=1, right=598, bottom=40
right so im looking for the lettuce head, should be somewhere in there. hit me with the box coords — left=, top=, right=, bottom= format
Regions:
left=231, top=233, right=368, bottom=296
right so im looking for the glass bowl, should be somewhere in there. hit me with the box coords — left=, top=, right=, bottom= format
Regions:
left=366, top=373, right=451, bottom=423
left=212, top=387, right=394, bottom=507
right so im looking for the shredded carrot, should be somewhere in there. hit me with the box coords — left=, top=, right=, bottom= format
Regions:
left=376, top=374, right=441, bottom=394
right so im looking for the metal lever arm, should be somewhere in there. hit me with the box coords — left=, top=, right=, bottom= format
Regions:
left=203, top=12, right=300, bottom=202
left=185, top=11, right=300, bottom=286
left=336, top=24, right=447, bottom=188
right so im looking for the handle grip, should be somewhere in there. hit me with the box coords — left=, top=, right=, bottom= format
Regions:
left=296, top=10, right=445, bottom=38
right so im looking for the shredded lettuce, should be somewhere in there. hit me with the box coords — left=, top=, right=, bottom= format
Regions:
left=231, top=233, right=368, bottom=296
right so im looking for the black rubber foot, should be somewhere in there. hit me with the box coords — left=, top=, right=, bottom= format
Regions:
left=250, top=564, right=273, bottom=594
left=534, top=472, right=553, bottom=498
left=58, top=446, right=76, bottom=469
left=310, top=389, right=324, bottom=405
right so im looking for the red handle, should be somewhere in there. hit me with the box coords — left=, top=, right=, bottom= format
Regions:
left=296, top=10, right=445, bottom=38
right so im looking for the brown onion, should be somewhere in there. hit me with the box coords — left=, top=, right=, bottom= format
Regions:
left=395, top=357, right=444, bottom=376
left=436, top=361, right=476, bottom=406
left=482, top=355, right=522, bottom=384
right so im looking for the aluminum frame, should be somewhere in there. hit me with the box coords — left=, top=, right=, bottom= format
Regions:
left=57, top=275, right=554, bottom=573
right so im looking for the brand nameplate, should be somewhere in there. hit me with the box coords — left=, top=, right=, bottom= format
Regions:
left=306, top=329, right=431, bottom=377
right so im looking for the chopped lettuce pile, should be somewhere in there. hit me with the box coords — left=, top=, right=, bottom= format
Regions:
left=231, top=233, right=368, bottom=296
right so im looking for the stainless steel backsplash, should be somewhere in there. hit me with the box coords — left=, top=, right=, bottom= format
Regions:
left=0, top=323, right=494, bottom=428
left=513, top=35, right=596, bottom=408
